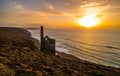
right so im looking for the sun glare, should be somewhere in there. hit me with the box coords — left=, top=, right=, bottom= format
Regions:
left=78, top=14, right=100, bottom=28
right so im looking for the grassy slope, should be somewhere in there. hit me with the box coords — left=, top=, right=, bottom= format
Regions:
left=0, top=27, right=120, bottom=76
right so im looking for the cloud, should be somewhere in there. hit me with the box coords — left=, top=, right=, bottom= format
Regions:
left=80, top=2, right=103, bottom=8
left=96, top=14, right=104, bottom=17
left=106, top=5, right=120, bottom=13
left=13, top=2, right=24, bottom=11
left=0, top=10, right=48, bottom=24
left=15, top=5, right=23, bottom=11
left=41, top=9, right=65, bottom=15
left=7, top=2, right=24, bottom=11
left=0, top=0, right=120, bottom=26
left=75, top=15, right=84, bottom=18
left=47, top=4, right=54, bottom=10
left=39, top=4, right=65, bottom=15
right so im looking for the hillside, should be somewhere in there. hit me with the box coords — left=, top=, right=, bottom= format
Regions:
left=0, top=27, right=120, bottom=76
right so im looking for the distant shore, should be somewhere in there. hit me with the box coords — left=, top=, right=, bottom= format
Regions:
left=0, top=27, right=120, bottom=76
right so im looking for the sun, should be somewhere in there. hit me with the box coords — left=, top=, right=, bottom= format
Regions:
left=77, top=14, right=100, bottom=28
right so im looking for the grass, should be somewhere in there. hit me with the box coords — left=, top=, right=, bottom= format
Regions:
left=0, top=27, right=120, bottom=76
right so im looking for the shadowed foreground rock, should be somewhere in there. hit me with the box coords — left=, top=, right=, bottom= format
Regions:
left=0, top=27, right=120, bottom=76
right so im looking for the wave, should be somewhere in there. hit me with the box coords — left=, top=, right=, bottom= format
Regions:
left=29, top=29, right=120, bottom=68
left=58, top=36, right=120, bottom=50
left=61, top=42, right=120, bottom=56
left=58, top=42, right=120, bottom=67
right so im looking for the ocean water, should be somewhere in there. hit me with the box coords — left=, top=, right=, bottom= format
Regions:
left=28, top=28, right=120, bottom=68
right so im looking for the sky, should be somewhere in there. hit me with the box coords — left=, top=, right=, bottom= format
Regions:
left=0, top=0, right=120, bottom=29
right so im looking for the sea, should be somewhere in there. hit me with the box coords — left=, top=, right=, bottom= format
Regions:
left=28, top=28, right=120, bottom=68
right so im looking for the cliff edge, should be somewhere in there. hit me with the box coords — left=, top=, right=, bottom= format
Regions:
left=0, top=27, right=120, bottom=76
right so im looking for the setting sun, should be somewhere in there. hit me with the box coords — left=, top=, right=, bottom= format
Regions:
left=77, top=14, right=100, bottom=28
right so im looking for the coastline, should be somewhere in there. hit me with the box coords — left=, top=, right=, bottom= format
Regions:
left=28, top=28, right=120, bottom=69
left=56, top=52, right=120, bottom=70
left=0, top=27, right=120, bottom=76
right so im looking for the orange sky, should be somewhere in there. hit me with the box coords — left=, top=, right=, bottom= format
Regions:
left=0, top=0, right=120, bottom=29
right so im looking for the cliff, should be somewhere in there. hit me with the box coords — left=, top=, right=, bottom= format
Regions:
left=0, top=27, right=120, bottom=76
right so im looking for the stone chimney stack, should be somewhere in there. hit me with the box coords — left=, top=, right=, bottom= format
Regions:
left=40, top=26, right=44, bottom=50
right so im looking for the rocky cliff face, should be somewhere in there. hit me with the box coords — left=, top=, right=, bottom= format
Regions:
left=0, top=27, right=40, bottom=49
left=0, top=27, right=41, bottom=76
left=0, top=27, right=31, bottom=37
left=0, top=27, right=120, bottom=76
